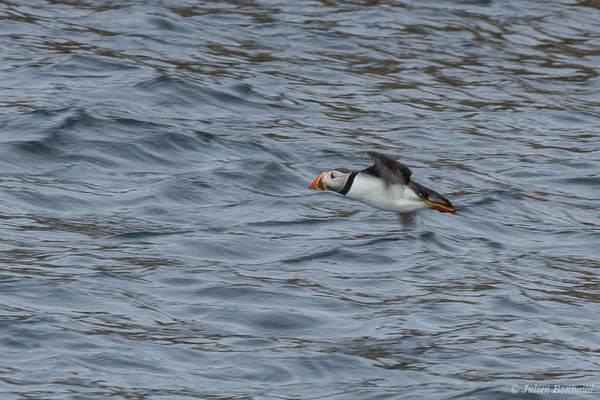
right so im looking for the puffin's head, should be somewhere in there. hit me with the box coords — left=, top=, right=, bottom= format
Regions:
left=308, top=169, right=352, bottom=193
left=411, top=181, right=456, bottom=214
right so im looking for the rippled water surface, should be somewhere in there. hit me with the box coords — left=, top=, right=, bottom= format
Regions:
left=1, top=1, right=599, bottom=399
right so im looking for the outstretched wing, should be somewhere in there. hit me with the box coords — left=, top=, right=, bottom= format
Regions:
left=363, top=152, right=413, bottom=186
left=398, top=212, right=416, bottom=229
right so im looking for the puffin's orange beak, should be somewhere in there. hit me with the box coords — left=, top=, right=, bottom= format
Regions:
left=308, top=172, right=327, bottom=191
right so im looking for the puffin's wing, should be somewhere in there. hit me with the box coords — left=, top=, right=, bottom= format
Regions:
left=364, top=152, right=412, bottom=186
left=398, top=212, right=416, bottom=229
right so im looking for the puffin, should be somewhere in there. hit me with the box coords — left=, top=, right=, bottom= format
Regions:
left=308, top=152, right=455, bottom=222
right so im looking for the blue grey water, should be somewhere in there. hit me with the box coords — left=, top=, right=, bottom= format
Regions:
left=1, top=1, right=599, bottom=399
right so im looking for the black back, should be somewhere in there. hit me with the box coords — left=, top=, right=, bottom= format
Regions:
left=363, top=152, right=413, bottom=186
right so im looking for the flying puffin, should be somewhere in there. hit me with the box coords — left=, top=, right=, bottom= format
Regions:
left=309, top=152, right=455, bottom=221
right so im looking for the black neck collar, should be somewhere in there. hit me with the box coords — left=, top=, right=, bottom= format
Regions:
left=338, top=171, right=357, bottom=196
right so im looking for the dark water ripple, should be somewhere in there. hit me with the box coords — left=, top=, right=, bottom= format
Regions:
left=1, top=0, right=600, bottom=399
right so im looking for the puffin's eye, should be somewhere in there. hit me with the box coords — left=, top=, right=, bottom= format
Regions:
left=331, top=172, right=336, bottom=179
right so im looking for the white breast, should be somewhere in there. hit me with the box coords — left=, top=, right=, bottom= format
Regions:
left=345, top=173, right=426, bottom=213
